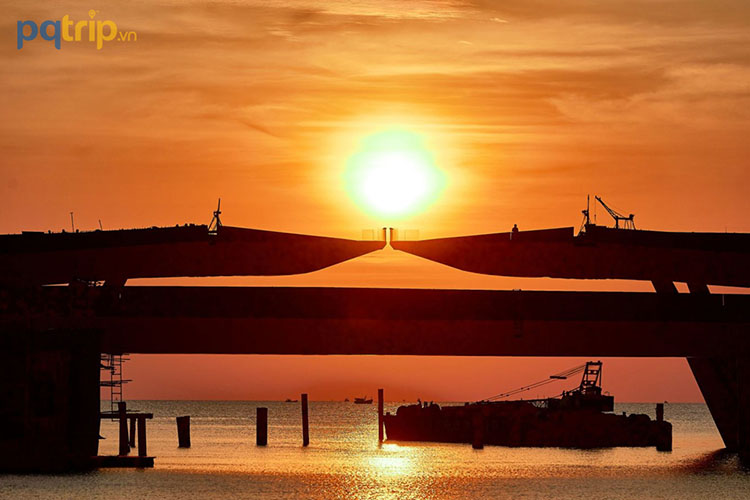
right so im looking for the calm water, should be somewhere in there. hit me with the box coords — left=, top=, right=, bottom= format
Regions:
left=2, top=401, right=749, bottom=499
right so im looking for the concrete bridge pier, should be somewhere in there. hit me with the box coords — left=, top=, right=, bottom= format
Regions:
left=691, top=356, right=750, bottom=462
left=675, top=281, right=750, bottom=460
left=687, top=357, right=742, bottom=452
left=0, top=329, right=101, bottom=472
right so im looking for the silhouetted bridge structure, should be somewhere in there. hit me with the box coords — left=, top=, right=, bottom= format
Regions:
left=1, top=222, right=749, bottom=470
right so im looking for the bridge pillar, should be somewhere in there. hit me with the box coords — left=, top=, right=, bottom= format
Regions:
left=679, top=282, right=750, bottom=457
left=687, top=357, right=739, bottom=451
left=690, top=357, right=750, bottom=459
left=650, top=282, right=736, bottom=451
left=0, top=329, right=101, bottom=472
left=650, top=280, right=678, bottom=294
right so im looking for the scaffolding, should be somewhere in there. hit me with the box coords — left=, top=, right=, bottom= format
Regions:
left=100, top=353, right=131, bottom=414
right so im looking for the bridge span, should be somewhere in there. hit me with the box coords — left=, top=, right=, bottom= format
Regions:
left=2, top=221, right=750, bottom=470
left=14, top=286, right=747, bottom=357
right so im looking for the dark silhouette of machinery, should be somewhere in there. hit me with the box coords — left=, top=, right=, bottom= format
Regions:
left=581, top=195, right=635, bottom=231
left=208, top=198, right=222, bottom=235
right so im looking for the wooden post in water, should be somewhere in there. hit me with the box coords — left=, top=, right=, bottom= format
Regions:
left=257, top=407, right=268, bottom=446
left=654, top=402, right=672, bottom=452
left=118, top=402, right=130, bottom=455
left=472, top=411, right=484, bottom=450
left=176, top=416, right=191, bottom=448
left=129, top=416, right=136, bottom=448
left=137, top=416, right=148, bottom=457
left=301, top=393, right=310, bottom=447
left=378, top=388, right=384, bottom=444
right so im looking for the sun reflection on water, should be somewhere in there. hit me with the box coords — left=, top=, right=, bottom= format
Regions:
left=366, top=443, right=415, bottom=478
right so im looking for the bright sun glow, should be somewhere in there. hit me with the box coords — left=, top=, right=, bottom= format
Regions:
left=345, top=129, right=444, bottom=218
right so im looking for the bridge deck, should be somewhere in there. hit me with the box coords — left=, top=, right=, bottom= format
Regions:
left=5, top=287, right=747, bottom=357
left=0, top=225, right=385, bottom=286
left=391, top=225, right=750, bottom=287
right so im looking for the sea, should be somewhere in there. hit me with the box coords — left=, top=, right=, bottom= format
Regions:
left=1, top=401, right=748, bottom=499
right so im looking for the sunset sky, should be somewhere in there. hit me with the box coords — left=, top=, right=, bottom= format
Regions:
left=3, top=0, right=750, bottom=401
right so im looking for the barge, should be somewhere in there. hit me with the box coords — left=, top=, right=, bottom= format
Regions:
left=384, top=361, right=672, bottom=450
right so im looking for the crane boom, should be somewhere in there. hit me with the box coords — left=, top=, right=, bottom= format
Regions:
left=594, top=196, right=636, bottom=230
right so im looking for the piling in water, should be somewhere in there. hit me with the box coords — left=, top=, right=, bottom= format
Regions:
left=176, top=416, right=191, bottom=448
left=655, top=404, right=672, bottom=451
left=301, top=393, right=310, bottom=447
left=257, top=407, right=268, bottom=446
left=472, top=412, right=484, bottom=450
left=118, top=402, right=129, bottom=455
left=378, top=388, right=384, bottom=444
left=129, top=417, right=136, bottom=448
left=656, top=422, right=673, bottom=452
left=137, top=416, right=148, bottom=457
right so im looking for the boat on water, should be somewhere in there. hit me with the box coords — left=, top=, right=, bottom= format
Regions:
left=384, top=361, right=672, bottom=450
left=354, top=396, right=373, bottom=405
left=284, top=398, right=298, bottom=403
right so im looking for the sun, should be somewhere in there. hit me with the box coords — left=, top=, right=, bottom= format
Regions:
left=345, top=129, right=444, bottom=218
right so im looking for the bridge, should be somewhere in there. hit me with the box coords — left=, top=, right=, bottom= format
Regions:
left=1, top=222, right=749, bottom=470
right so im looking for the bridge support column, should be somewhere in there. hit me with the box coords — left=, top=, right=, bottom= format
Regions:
left=679, top=283, right=749, bottom=456
left=680, top=282, right=750, bottom=459
left=0, top=329, right=101, bottom=472
left=687, top=357, right=739, bottom=451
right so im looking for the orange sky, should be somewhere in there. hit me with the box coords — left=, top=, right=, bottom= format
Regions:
left=4, top=1, right=750, bottom=401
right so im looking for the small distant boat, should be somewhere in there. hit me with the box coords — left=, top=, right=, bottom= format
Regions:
left=354, top=396, right=373, bottom=405
left=284, top=398, right=298, bottom=403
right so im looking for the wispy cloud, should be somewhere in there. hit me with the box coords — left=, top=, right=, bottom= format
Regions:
left=1, top=0, right=749, bottom=234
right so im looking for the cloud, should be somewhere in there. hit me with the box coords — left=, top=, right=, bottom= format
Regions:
left=2, top=0, right=750, bottom=236
left=460, top=0, right=750, bottom=27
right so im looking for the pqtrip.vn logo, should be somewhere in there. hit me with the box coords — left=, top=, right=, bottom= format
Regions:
left=17, top=10, right=137, bottom=50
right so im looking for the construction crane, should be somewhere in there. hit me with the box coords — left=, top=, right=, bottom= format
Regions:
left=480, top=363, right=588, bottom=401
left=595, top=196, right=636, bottom=230
left=578, top=361, right=603, bottom=393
